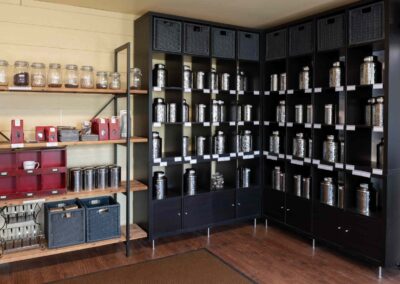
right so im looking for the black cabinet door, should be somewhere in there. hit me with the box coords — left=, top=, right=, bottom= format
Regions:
left=211, top=190, right=236, bottom=223
left=343, top=213, right=384, bottom=261
left=183, top=194, right=213, bottom=229
left=237, top=188, right=261, bottom=218
left=285, top=195, right=312, bottom=233
left=314, top=203, right=343, bottom=245
left=264, top=189, right=285, bottom=222
left=153, top=198, right=181, bottom=236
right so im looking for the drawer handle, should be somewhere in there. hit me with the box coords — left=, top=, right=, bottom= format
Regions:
left=237, top=203, right=241, bottom=206
left=232, top=204, right=235, bottom=207
left=184, top=212, right=188, bottom=215
left=177, top=212, right=181, bottom=216
left=62, top=212, right=72, bottom=219
left=286, top=208, right=290, bottom=212
left=280, top=206, right=284, bottom=210
left=337, top=226, right=342, bottom=230
left=98, top=208, right=109, bottom=214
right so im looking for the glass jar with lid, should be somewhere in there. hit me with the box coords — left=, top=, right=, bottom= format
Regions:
left=0, top=60, right=9, bottom=86
left=109, top=72, right=121, bottom=90
left=13, top=61, right=29, bottom=86
left=96, top=71, right=108, bottom=89
left=48, top=63, right=62, bottom=88
left=80, top=66, right=94, bottom=88
left=130, top=68, right=142, bottom=89
left=30, top=63, right=46, bottom=87
left=64, top=64, right=79, bottom=88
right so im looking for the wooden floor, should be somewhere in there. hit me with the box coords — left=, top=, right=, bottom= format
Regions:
left=1, top=222, right=400, bottom=284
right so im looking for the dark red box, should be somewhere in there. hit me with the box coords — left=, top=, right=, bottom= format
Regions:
left=35, top=126, right=46, bottom=142
left=11, top=119, right=24, bottom=144
left=109, top=117, right=120, bottom=140
left=45, top=126, right=58, bottom=142
left=91, top=118, right=109, bottom=141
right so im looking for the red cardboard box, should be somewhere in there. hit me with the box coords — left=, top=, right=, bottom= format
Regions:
left=109, top=117, right=120, bottom=140
left=35, top=126, right=46, bottom=142
left=91, top=118, right=109, bottom=141
left=11, top=119, right=24, bottom=144
left=44, top=126, right=58, bottom=142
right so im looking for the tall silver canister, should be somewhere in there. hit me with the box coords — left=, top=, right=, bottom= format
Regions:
left=238, top=167, right=251, bottom=188
left=109, top=165, right=121, bottom=189
left=211, top=100, right=220, bottom=123
left=324, top=104, right=334, bottom=125
left=340, top=141, right=345, bottom=163
left=280, top=173, right=286, bottom=192
left=230, top=103, right=242, bottom=121
left=194, top=71, right=205, bottom=90
left=338, top=185, right=345, bottom=209
left=377, top=138, right=384, bottom=169
left=272, top=167, right=281, bottom=191
left=182, top=99, right=189, bottom=122
left=308, top=139, right=313, bottom=158
left=293, top=133, right=305, bottom=158
left=329, top=61, right=342, bottom=88
left=95, top=166, right=108, bottom=189
left=231, top=132, right=241, bottom=153
left=167, top=103, right=177, bottom=123
left=183, top=65, right=193, bottom=89
left=357, top=183, right=370, bottom=215
left=270, top=74, right=278, bottom=91
left=241, top=130, right=253, bottom=152
left=184, top=169, right=197, bottom=196
left=153, top=171, right=167, bottom=200
left=243, top=105, right=253, bottom=122
left=295, top=105, right=304, bottom=124
left=302, top=177, right=311, bottom=199
left=373, top=97, right=384, bottom=127
left=182, top=136, right=189, bottom=157
left=320, top=177, right=336, bottom=206
left=237, top=71, right=246, bottom=91
left=219, top=100, right=226, bottom=122
left=280, top=73, right=287, bottom=91
left=276, top=101, right=286, bottom=123
left=70, top=168, right=82, bottom=192
left=196, top=136, right=206, bottom=156
left=306, top=105, right=313, bottom=124
left=209, top=68, right=218, bottom=90
left=299, top=66, right=310, bottom=90
left=83, top=167, right=95, bottom=191
left=195, top=104, right=207, bottom=122
left=269, top=131, right=280, bottom=154
left=153, top=98, right=166, bottom=123
left=365, top=98, right=375, bottom=126
left=213, top=131, right=225, bottom=154
left=294, top=175, right=302, bottom=197
left=323, top=135, right=338, bottom=163
left=152, top=132, right=162, bottom=160
left=360, top=56, right=379, bottom=85
left=221, top=73, right=230, bottom=91
left=153, top=64, right=167, bottom=88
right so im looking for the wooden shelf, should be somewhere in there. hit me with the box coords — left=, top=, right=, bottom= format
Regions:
left=0, top=86, right=148, bottom=95
left=0, top=137, right=148, bottom=150
left=0, top=180, right=148, bottom=207
left=0, top=224, right=147, bottom=264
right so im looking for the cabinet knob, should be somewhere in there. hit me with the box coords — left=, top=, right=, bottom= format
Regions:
left=237, top=203, right=241, bottom=206
left=184, top=212, right=188, bottom=215
left=177, top=212, right=181, bottom=216
left=345, top=229, right=350, bottom=233
left=280, top=206, right=284, bottom=210
left=337, top=226, right=341, bottom=230
left=232, top=203, right=235, bottom=207
left=286, top=208, right=290, bottom=212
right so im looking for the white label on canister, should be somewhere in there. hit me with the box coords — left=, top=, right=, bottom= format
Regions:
left=160, top=162, right=167, bottom=167
left=373, top=126, right=384, bottom=132
left=153, top=87, right=162, bottom=92
left=264, top=91, right=270, bottom=95
left=212, top=90, right=219, bottom=94
left=318, top=164, right=333, bottom=171
left=373, top=168, right=383, bottom=175
left=279, top=91, right=285, bottom=95
left=305, top=89, right=312, bottom=93
left=218, top=157, right=230, bottom=162
left=335, top=125, right=344, bottom=130
left=304, top=158, right=311, bottom=163
left=287, top=90, right=294, bottom=94
left=203, top=122, right=210, bottom=127
left=314, top=88, right=322, bottom=93
left=255, top=151, right=260, bottom=155
left=335, top=86, right=344, bottom=92
left=184, top=122, right=192, bottom=127
left=254, top=91, right=260, bottom=95
left=203, top=89, right=210, bottom=94
left=279, top=154, right=284, bottom=159
left=154, top=158, right=161, bottom=163
left=190, top=159, right=197, bottom=164
left=230, top=153, right=237, bottom=157
left=184, top=157, right=191, bottom=161
left=153, top=122, right=161, bottom=128
left=346, top=164, right=355, bottom=170
left=267, top=155, right=278, bottom=161
left=174, top=157, right=182, bottom=162
left=253, top=121, right=260, bottom=125
left=212, top=154, right=219, bottom=159
left=11, top=143, right=24, bottom=149
left=238, top=91, right=244, bottom=95
left=243, top=155, right=254, bottom=160
left=314, top=124, right=321, bottom=129
left=347, top=125, right=355, bottom=131
left=212, top=122, right=220, bottom=126
left=287, top=122, right=293, bottom=127
left=264, top=121, right=270, bottom=126
left=184, top=88, right=191, bottom=93
left=46, top=142, right=58, bottom=147
left=373, top=83, right=383, bottom=89
left=305, top=123, right=312, bottom=128
left=347, top=85, right=356, bottom=91
left=291, top=159, right=303, bottom=166
left=238, top=152, right=244, bottom=157
left=230, top=90, right=236, bottom=95
left=238, top=121, right=244, bottom=126
left=352, top=170, right=370, bottom=178
left=229, top=121, right=236, bottom=126
left=279, top=122, right=285, bottom=127
left=335, top=163, right=344, bottom=169
left=204, top=155, right=211, bottom=160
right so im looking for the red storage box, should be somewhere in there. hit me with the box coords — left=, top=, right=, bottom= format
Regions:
left=11, top=119, right=24, bottom=144
left=109, top=117, right=121, bottom=140
left=35, top=126, right=46, bottom=142
left=44, top=126, right=58, bottom=142
left=91, top=118, right=109, bottom=141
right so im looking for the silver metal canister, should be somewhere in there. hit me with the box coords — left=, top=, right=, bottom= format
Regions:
left=211, top=100, right=220, bottom=123
left=109, top=165, right=121, bottom=189
left=306, top=105, right=313, bottom=124
left=231, top=132, right=241, bottom=153
left=83, top=167, right=95, bottom=191
left=182, top=99, right=189, bottom=122
left=329, top=61, right=342, bottom=88
left=270, top=74, right=278, bottom=92
left=167, top=103, right=177, bottom=123
left=324, top=104, right=334, bottom=125
left=209, top=68, right=218, bottom=90
left=276, top=101, right=286, bottom=123
left=194, top=71, right=205, bottom=90
left=213, top=131, right=225, bottom=154
left=182, top=136, right=189, bottom=157
left=365, top=98, right=375, bottom=126
left=302, top=177, right=311, bottom=199
left=221, top=73, right=230, bottom=91
left=230, top=103, right=242, bottom=121
left=237, top=71, right=245, bottom=91
left=153, top=98, right=166, bottom=123
left=153, top=171, right=167, bottom=200
left=184, top=169, right=197, bottom=196
left=241, top=130, right=253, bottom=152
left=195, top=104, right=207, bottom=122
left=196, top=136, right=206, bottom=156
left=280, top=173, right=286, bottom=192
left=323, top=135, right=338, bottom=163
left=95, top=166, right=108, bottom=189
left=69, top=168, right=82, bottom=192
left=243, top=105, right=253, bottom=122
left=308, top=139, right=313, bottom=158
left=293, top=133, right=305, bottom=158
left=357, top=183, right=370, bottom=215
left=295, top=105, right=304, bottom=124
left=153, top=64, right=167, bottom=88
left=294, top=175, right=302, bottom=197
left=299, top=66, right=310, bottom=90
left=152, top=132, right=162, bottom=160
left=269, top=131, right=280, bottom=154
left=338, top=185, right=345, bottom=209
left=320, top=177, right=336, bottom=206
left=183, top=65, right=193, bottom=89
left=272, top=167, right=281, bottom=190
left=280, top=73, right=287, bottom=91
left=360, top=56, right=378, bottom=85
left=340, top=141, right=345, bottom=163
left=238, top=167, right=251, bottom=188
left=373, top=97, right=384, bottom=127
left=219, top=100, right=226, bottom=122
left=377, top=138, right=384, bottom=169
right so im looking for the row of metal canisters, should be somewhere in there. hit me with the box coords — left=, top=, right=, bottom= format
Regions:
left=293, top=175, right=311, bottom=199
left=271, top=167, right=285, bottom=191
left=365, top=97, right=384, bottom=127
left=269, top=73, right=287, bottom=92
left=153, top=98, right=189, bottom=123
left=69, top=165, right=121, bottom=192
left=153, top=169, right=198, bottom=199
left=320, top=178, right=344, bottom=209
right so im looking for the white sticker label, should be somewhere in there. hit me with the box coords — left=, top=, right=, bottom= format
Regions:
left=318, top=164, right=333, bottom=171
left=373, top=126, right=384, bottom=132
left=100, top=118, right=106, bottom=124
left=15, top=119, right=21, bottom=127
left=0, top=172, right=7, bottom=176
left=51, top=168, right=59, bottom=172
left=229, top=121, right=236, bottom=126
left=238, top=121, right=244, bottom=126
left=264, top=91, right=270, bottom=96
left=314, top=124, right=321, bottom=129
left=279, top=91, right=285, bottom=95
left=335, top=125, right=344, bottom=130
left=291, top=159, right=304, bottom=166
left=373, top=83, right=383, bottom=89
left=46, top=142, right=58, bottom=147
left=230, top=153, right=237, bottom=157
left=254, top=91, right=260, bottom=95
left=203, top=122, right=210, bottom=127
left=174, top=157, right=182, bottom=162
left=153, top=87, right=162, bottom=92
left=203, top=89, right=210, bottom=94
left=212, top=90, right=219, bottom=94
left=372, top=168, right=383, bottom=175
left=279, top=122, right=285, bottom=127
left=204, top=155, right=211, bottom=160
left=184, top=157, right=191, bottom=161
left=230, top=90, right=236, bottom=95
left=264, top=121, right=270, bottom=126
left=287, top=90, right=294, bottom=94
left=279, top=154, right=284, bottom=159
left=212, top=154, right=219, bottom=159
left=243, top=155, right=254, bottom=160
left=314, top=88, right=322, bottom=93
left=154, top=158, right=161, bottom=163
left=184, top=122, right=192, bottom=127
left=153, top=122, right=162, bottom=128
left=263, top=151, right=268, bottom=156
left=335, top=163, right=344, bottom=169
left=190, top=159, right=197, bottom=164
left=238, top=91, right=244, bottom=95
left=184, top=88, right=192, bottom=93
left=287, top=155, right=293, bottom=160
left=305, top=89, right=312, bottom=93
left=254, top=151, right=260, bottom=155
left=212, top=122, right=220, bottom=126
left=335, top=86, right=344, bottom=92
left=352, top=170, right=371, bottom=178
left=304, top=158, right=311, bottom=163
left=287, top=122, right=293, bottom=127
left=11, top=143, right=24, bottom=149
left=347, top=125, right=356, bottom=131
left=253, top=121, right=260, bottom=125
left=305, top=123, right=312, bottom=128
left=218, top=157, right=230, bottom=162
left=347, top=85, right=356, bottom=91
left=346, top=164, right=355, bottom=170
left=160, top=162, right=167, bottom=167
left=267, top=155, right=278, bottom=161
left=313, top=160, right=320, bottom=165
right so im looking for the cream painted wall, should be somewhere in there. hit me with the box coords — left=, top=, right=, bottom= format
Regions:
left=0, top=0, right=139, bottom=224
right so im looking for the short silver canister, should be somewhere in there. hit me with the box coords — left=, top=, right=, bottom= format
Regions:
left=360, top=56, right=378, bottom=85
left=338, top=185, right=345, bottom=209
left=295, top=104, right=304, bottom=124
left=272, top=167, right=281, bottom=190
left=167, top=103, right=177, bottom=123
left=239, top=167, right=251, bottom=188
left=243, top=104, right=253, bottom=122
left=109, top=165, right=121, bottom=189
left=276, top=101, right=286, bottom=123
left=70, top=168, right=82, bottom=192
left=270, top=74, right=279, bottom=92
left=221, top=73, right=230, bottom=91
left=231, top=132, right=241, bottom=153
left=320, top=177, right=336, bottom=206
left=308, top=139, right=313, bottom=158
left=183, top=65, right=193, bottom=89
left=299, top=66, right=310, bottom=90
left=219, top=100, right=226, bottom=122
left=241, top=130, right=253, bottom=152
left=182, top=99, right=189, bottom=122
left=357, top=183, right=370, bottom=215
left=293, top=133, right=305, bottom=158
left=323, top=135, right=338, bottom=163
left=280, top=73, right=287, bottom=91
left=209, top=68, right=218, bottom=90
left=152, top=131, right=162, bottom=160
left=373, top=97, right=384, bottom=127
left=329, top=61, right=342, bottom=88
left=195, top=104, right=207, bottom=123
left=294, top=175, right=302, bottom=197
left=184, top=169, right=197, bottom=196
left=213, top=131, right=225, bottom=154
left=196, top=136, right=206, bottom=156
left=230, top=103, right=242, bottom=121
left=280, top=173, right=286, bottom=192
left=306, top=105, right=313, bottom=124
left=269, top=131, right=280, bottom=154
left=211, top=100, right=220, bottom=123
left=95, top=166, right=108, bottom=190
left=194, top=71, right=205, bottom=90
left=324, top=104, right=334, bottom=125
left=182, top=136, right=189, bottom=157
left=153, top=64, right=167, bottom=88
left=365, top=98, right=375, bottom=126
left=153, top=98, right=166, bottom=123
left=302, top=177, right=311, bottom=199
left=83, top=167, right=95, bottom=191
left=153, top=171, right=167, bottom=200
left=340, top=141, right=345, bottom=163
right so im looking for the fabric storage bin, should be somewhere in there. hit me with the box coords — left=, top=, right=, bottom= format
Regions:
left=153, top=17, right=182, bottom=53
left=184, top=23, right=210, bottom=56
left=289, top=22, right=314, bottom=56
left=318, top=14, right=345, bottom=51
left=266, top=29, right=287, bottom=60
left=349, top=2, right=384, bottom=45
left=238, top=31, right=259, bottom=61
left=79, top=196, right=120, bottom=242
left=212, top=27, right=236, bottom=59
left=45, top=199, right=85, bottom=248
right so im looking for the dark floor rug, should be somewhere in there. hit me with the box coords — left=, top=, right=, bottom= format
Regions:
left=50, top=249, right=254, bottom=284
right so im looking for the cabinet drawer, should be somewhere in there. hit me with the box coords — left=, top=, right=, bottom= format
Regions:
left=314, top=203, right=343, bottom=245
left=237, top=188, right=261, bottom=218
left=238, top=31, right=259, bottom=61
left=212, top=27, right=235, bottom=59
left=153, top=198, right=181, bottom=235
left=184, top=23, right=210, bottom=56
left=285, top=194, right=311, bottom=233
left=264, top=189, right=285, bottom=222
left=289, top=22, right=314, bottom=56
left=266, top=29, right=287, bottom=60
left=212, top=190, right=235, bottom=223
left=153, top=17, right=182, bottom=53
left=183, top=194, right=213, bottom=229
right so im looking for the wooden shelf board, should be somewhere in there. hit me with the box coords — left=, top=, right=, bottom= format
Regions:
left=0, top=137, right=148, bottom=150
left=0, top=180, right=148, bottom=207
left=0, top=86, right=147, bottom=95
left=0, top=224, right=147, bottom=264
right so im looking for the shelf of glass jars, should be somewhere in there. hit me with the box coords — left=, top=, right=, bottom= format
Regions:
left=153, top=121, right=261, bottom=128
left=0, top=86, right=148, bottom=96
left=0, top=137, right=148, bottom=150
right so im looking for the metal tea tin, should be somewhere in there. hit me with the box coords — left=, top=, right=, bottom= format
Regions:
left=243, top=104, right=253, bottom=122
left=219, top=100, right=226, bottom=122
left=237, top=71, right=245, bottom=91
left=280, top=173, right=286, bottom=192
left=360, top=56, right=379, bottom=85
left=184, top=169, right=197, bottom=196
left=272, top=167, right=281, bottom=191
left=231, top=132, right=241, bottom=153
left=270, top=74, right=278, bottom=92
left=340, top=141, right=345, bottom=163
left=209, top=68, right=218, bottom=90
left=293, top=133, right=305, bottom=158
left=373, top=97, right=384, bottom=127
left=276, top=101, right=286, bottom=123
left=211, top=100, right=220, bottom=123
left=195, top=104, right=207, bottom=122
left=69, top=168, right=82, bottom=192
left=241, top=130, right=253, bottom=152
left=182, top=136, right=189, bottom=157
left=153, top=98, right=166, bottom=123
left=308, top=139, right=313, bottom=158
left=213, top=131, right=225, bottom=154
left=95, top=166, right=108, bottom=189
left=152, top=132, right=162, bottom=160
left=365, top=98, right=375, bottom=126
left=357, top=183, right=370, bottom=215
left=377, top=138, right=384, bottom=168
left=153, top=64, right=167, bottom=88
left=230, top=103, right=242, bottom=121
left=321, top=177, right=336, bottom=206
left=329, top=61, right=342, bottom=88
left=338, top=185, right=345, bottom=209
left=302, top=177, right=311, bottom=199
left=238, top=167, right=251, bottom=188
left=324, top=104, right=334, bottom=125
left=194, top=71, right=205, bottom=90
left=295, top=104, right=304, bottom=124
left=221, top=73, right=230, bottom=91
left=167, top=103, right=177, bottom=123
left=294, top=175, right=302, bottom=197
left=280, top=73, right=287, bottom=91
left=306, top=105, right=313, bottom=124
left=196, top=136, right=206, bottom=156
left=83, top=167, right=95, bottom=191
left=109, top=165, right=121, bottom=189
left=183, top=65, right=193, bottom=89
left=269, top=131, right=280, bottom=154
left=153, top=171, right=167, bottom=200
left=182, top=99, right=189, bottom=122
left=299, top=66, right=310, bottom=90
left=323, top=135, right=338, bottom=163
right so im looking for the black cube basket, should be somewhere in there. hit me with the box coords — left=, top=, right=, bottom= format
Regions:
left=211, top=27, right=236, bottom=59
left=238, top=31, right=259, bottom=61
left=153, top=17, right=182, bottom=53
left=317, top=14, right=345, bottom=51
left=289, top=22, right=314, bottom=56
left=79, top=196, right=120, bottom=243
left=266, top=29, right=287, bottom=60
left=184, top=23, right=210, bottom=56
left=45, top=199, right=85, bottom=249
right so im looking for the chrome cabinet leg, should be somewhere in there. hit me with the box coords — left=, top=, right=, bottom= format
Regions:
left=254, top=218, right=257, bottom=228
left=378, top=266, right=382, bottom=279
left=265, top=219, right=268, bottom=228
left=152, top=240, right=155, bottom=250
left=312, top=239, right=316, bottom=250
left=207, top=227, right=210, bottom=238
